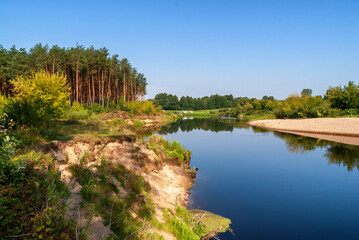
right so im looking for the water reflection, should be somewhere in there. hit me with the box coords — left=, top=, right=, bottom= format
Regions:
left=159, top=118, right=249, bottom=134
left=160, top=118, right=359, bottom=172
left=273, top=132, right=359, bottom=171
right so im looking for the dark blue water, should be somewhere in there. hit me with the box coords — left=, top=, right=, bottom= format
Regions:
left=159, top=118, right=359, bottom=240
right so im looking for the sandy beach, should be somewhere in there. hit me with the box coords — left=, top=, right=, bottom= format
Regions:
left=247, top=118, right=359, bottom=146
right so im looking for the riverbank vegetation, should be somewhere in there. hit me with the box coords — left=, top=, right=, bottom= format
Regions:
left=154, top=82, right=359, bottom=120
left=147, top=135, right=192, bottom=165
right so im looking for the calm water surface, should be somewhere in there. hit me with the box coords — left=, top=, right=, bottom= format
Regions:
left=159, top=118, right=359, bottom=240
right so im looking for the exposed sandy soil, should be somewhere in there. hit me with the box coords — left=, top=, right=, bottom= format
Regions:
left=248, top=118, right=359, bottom=146
left=52, top=139, right=193, bottom=239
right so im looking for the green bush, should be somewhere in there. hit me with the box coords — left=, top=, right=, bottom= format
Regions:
left=4, top=71, right=70, bottom=126
left=147, top=135, right=191, bottom=165
left=133, top=120, right=145, bottom=129
left=0, top=114, right=18, bottom=184
left=63, top=102, right=92, bottom=120
left=326, top=81, right=359, bottom=109
left=85, top=102, right=104, bottom=113
left=274, top=94, right=328, bottom=119
left=0, top=94, right=9, bottom=115
left=126, top=101, right=161, bottom=114
left=0, top=152, right=75, bottom=239
left=338, top=108, right=359, bottom=117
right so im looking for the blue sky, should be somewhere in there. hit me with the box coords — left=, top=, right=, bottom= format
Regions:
left=1, top=0, right=358, bottom=99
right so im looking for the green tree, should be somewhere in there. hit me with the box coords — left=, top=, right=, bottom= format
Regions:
left=119, top=58, right=131, bottom=107
left=301, top=88, right=313, bottom=97
left=28, top=43, right=49, bottom=72
left=326, top=81, right=359, bottom=109
left=5, top=71, right=70, bottom=126
left=186, top=96, right=195, bottom=110
left=168, top=95, right=180, bottom=110
left=180, top=96, right=189, bottom=110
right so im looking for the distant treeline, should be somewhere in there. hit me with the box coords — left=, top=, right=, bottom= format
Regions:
left=155, top=82, right=359, bottom=119
left=0, top=44, right=147, bottom=106
left=153, top=93, right=275, bottom=110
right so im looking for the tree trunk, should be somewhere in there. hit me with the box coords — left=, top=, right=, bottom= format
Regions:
left=76, top=56, right=79, bottom=103
left=130, top=76, right=133, bottom=102
left=115, top=74, right=119, bottom=104
left=88, top=72, right=92, bottom=105
left=123, top=72, right=126, bottom=107
left=92, top=69, right=95, bottom=105
left=52, top=54, right=55, bottom=73
left=107, top=70, right=112, bottom=107
left=79, top=75, right=83, bottom=104
left=101, top=70, right=105, bottom=107
left=44, top=55, right=48, bottom=72
left=134, top=78, right=137, bottom=101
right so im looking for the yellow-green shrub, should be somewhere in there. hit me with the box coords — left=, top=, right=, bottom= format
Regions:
left=127, top=101, right=161, bottom=114
left=4, top=71, right=70, bottom=126
left=274, top=94, right=328, bottom=119
left=0, top=94, right=9, bottom=115
left=62, top=102, right=92, bottom=120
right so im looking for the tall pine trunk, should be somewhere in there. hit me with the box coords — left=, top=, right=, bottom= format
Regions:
left=88, top=73, right=92, bottom=105
left=98, top=71, right=101, bottom=105
left=130, top=76, right=134, bottom=102
left=123, top=72, right=126, bottom=107
left=134, top=78, right=137, bottom=101
left=107, top=70, right=112, bottom=107
left=115, top=74, right=119, bottom=104
left=101, top=70, right=105, bottom=107
left=44, top=55, right=48, bottom=72
left=76, top=56, right=79, bottom=103
left=52, top=54, right=55, bottom=73
left=92, top=69, right=95, bottom=105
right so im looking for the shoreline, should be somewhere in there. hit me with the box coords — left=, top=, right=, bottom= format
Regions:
left=247, top=118, right=359, bottom=146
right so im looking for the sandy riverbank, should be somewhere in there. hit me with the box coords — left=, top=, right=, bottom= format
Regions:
left=247, top=118, right=359, bottom=146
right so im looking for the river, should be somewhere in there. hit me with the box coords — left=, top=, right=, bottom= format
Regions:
left=159, top=118, right=359, bottom=240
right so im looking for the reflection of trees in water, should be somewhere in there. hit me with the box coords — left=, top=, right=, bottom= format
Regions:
left=273, top=132, right=359, bottom=171
left=273, top=132, right=326, bottom=153
left=159, top=118, right=249, bottom=134
left=325, top=146, right=359, bottom=171
left=251, top=126, right=272, bottom=134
